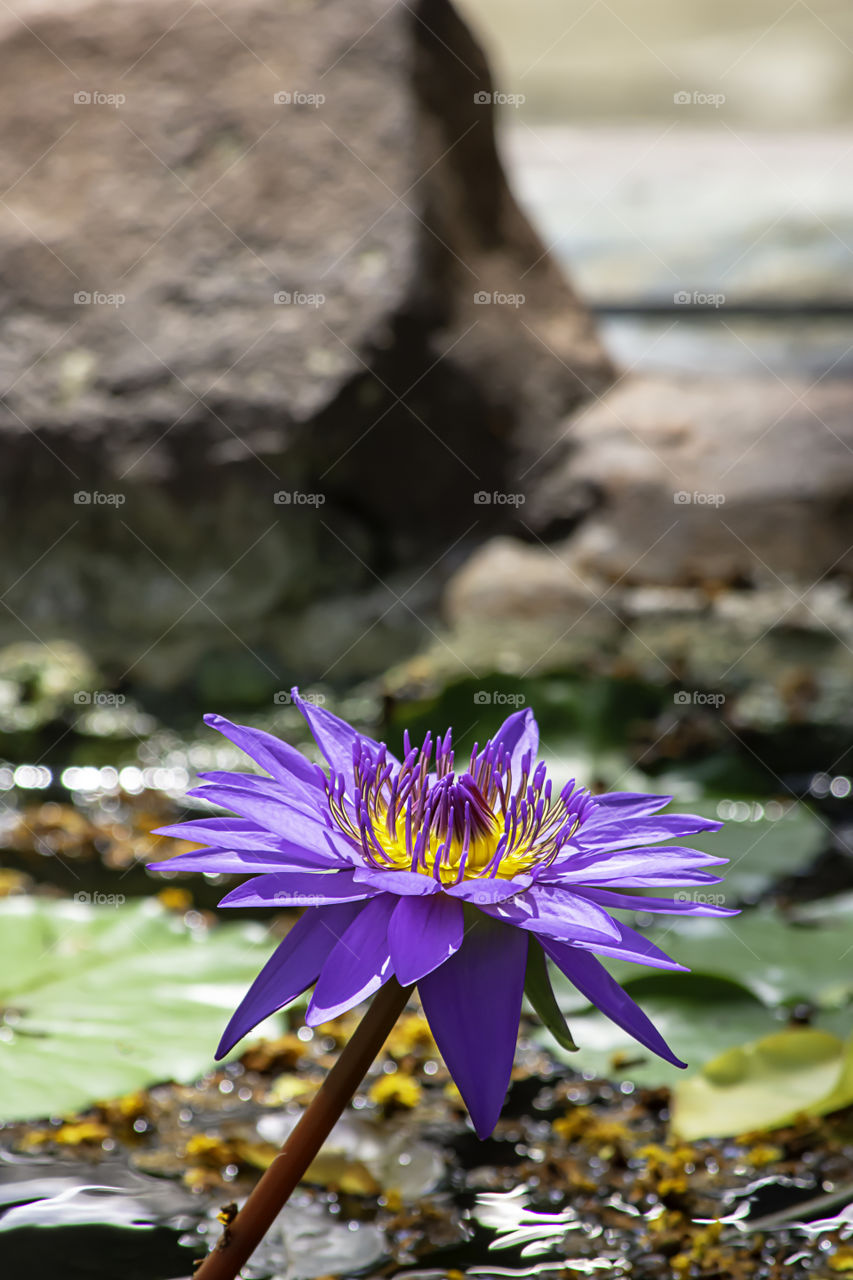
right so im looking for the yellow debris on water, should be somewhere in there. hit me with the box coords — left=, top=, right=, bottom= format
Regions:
left=369, top=1073, right=422, bottom=1110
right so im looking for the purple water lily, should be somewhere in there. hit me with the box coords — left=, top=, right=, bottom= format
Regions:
left=149, top=692, right=733, bottom=1138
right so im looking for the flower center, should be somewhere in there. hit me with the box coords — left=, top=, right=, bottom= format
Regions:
left=325, top=730, right=586, bottom=886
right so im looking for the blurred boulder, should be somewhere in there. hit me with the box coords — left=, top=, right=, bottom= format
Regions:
left=0, top=0, right=612, bottom=687
left=526, top=373, right=853, bottom=586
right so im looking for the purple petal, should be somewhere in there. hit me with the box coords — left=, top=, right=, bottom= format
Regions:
left=292, top=689, right=394, bottom=792
left=547, top=846, right=727, bottom=885
left=218, top=868, right=380, bottom=909
left=445, top=876, right=532, bottom=904
left=351, top=866, right=440, bottom=895
left=215, top=902, right=362, bottom=1058
left=575, top=886, right=738, bottom=918
left=153, top=817, right=300, bottom=850
left=148, top=848, right=311, bottom=875
left=587, top=791, right=672, bottom=818
left=574, top=813, right=722, bottom=852
left=541, top=939, right=686, bottom=1068
left=151, top=817, right=349, bottom=870
left=571, top=917, right=687, bottom=971
left=419, top=915, right=527, bottom=1138
left=195, top=769, right=325, bottom=821
left=489, top=708, right=539, bottom=774
left=388, top=894, right=464, bottom=984
left=482, top=882, right=622, bottom=944
left=185, top=785, right=355, bottom=863
left=305, top=895, right=397, bottom=1024
left=204, top=714, right=324, bottom=792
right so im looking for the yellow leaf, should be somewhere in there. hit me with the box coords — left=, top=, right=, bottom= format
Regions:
left=672, top=1027, right=851, bottom=1141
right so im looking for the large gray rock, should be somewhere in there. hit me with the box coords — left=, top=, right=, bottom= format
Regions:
left=526, top=373, right=853, bottom=586
left=0, top=0, right=611, bottom=689
left=423, top=372, right=853, bottom=728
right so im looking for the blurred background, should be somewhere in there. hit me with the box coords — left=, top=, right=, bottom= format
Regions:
left=1, top=1, right=852, bottom=1276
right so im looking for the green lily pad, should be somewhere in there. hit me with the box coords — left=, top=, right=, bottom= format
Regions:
left=600, top=909, right=853, bottom=1009
left=539, top=973, right=783, bottom=1087
left=671, top=1027, right=853, bottom=1141
left=0, top=897, right=282, bottom=1122
left=667, top=798, right=827, bottom=902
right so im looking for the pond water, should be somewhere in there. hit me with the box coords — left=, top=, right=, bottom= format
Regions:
left=1, top=673, right=852, bottom=1277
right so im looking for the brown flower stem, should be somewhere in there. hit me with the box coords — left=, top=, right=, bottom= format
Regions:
left=191, top=978, right=412, bottom=1280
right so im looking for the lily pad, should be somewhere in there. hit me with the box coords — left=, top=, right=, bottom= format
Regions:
left=0, top=898, right=282, bottom=1122
left=539, top=973, right=783, bottom=1087
left=601, top=909, right=853, bottom=1009
left=671, top=1027, right=853, bottom=1141
left=667, top=798, right=827, bottom=902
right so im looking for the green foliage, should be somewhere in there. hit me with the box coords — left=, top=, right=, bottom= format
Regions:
left=0, top=898, right=281, bottom=1121
left=672, top=1027, right=853, bottom=1140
